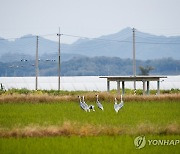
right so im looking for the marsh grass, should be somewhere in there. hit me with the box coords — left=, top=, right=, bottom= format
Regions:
left=0, top=122, right=179, bottom=137
left=1, top=88, right=180, bottom=95
left=0, top=92, right=180, bottom=103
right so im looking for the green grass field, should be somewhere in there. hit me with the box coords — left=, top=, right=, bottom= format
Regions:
left=0, top=101, right=179, bottom=128
left=1, top=135, right=180, bottom=154
left=0, top=97, right=180, bottom=153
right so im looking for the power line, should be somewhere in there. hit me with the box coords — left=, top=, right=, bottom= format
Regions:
left=136, top=40, right=180, bottom=45
left=62, top=34, right=132, bottom=43
left=62, top=33, right=180, bottom=44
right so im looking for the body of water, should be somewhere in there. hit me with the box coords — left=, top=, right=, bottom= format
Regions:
left=0, top=76, right=180, bottom=91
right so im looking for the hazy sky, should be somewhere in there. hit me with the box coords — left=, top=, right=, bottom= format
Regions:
left=0, top=0, right=180, bottom=43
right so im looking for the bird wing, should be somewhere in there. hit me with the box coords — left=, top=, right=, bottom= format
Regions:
left=114, top=104, right=120, bottom=113
left=83, top=101, right=89, bottom=108
left=119, top=102, right=124, bottom=109
left=97, top=101, right=104, bottom=110
left=83, top=101, right=90, bottom=111
left=80, top=102, right=87, bottom=111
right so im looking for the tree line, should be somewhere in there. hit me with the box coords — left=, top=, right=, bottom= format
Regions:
left=0, top=57, right=179, bottom=76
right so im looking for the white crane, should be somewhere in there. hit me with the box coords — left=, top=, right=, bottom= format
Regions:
left=95, top=95, right=104, bottom=111
left=82, top=96, right=95, bottom=112
left=114, top=98, right=120, bottom=113
left=119, top=94, right=124, bottom=109
left=89, top=105, right=95, bottom=111
left=78, top=96, right=87, bottom=112
left=82, top=96, right=90, bottom=112
left=114, top=95, right=124, bottom=113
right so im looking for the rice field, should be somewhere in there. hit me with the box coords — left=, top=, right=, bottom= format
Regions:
left=1, top=135, right=179, bottom=154
left=0, top=93, right=180, bottom=153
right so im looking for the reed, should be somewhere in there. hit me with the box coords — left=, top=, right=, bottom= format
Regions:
left=0, top=122, right=179, bottom=137
left=0, top=93, right=180, bottom=103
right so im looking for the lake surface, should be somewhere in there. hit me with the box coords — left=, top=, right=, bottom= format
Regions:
left=0, top=76, right=180, bottom=91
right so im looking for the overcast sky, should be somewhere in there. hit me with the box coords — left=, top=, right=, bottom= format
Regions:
left=0, top=0, right=180, bottom=43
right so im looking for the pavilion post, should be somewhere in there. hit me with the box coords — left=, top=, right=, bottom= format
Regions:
left=107, top=80, right=110, bottom=92
left=122, top=81, right=125, bottom=95
left=157, top=80, right=160, bottom=95
left=142, top=80, right=146, bottom=95
left=117, top=81, right=120, bottom=95
left=147, top=81, right=150, bottom=95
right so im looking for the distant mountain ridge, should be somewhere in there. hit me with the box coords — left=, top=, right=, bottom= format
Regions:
left=64, top=27, right=180, bottom=59
left=0, top=27, right=180, bottom=61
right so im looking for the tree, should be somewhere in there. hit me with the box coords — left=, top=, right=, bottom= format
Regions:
left=139, top=66, right=154, bottom=75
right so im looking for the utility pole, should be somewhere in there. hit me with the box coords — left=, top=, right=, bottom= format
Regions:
left=132, top=28, right=136, bottom=92
left=57, top=28, right=61, bottom=90
left=35, top=36, right=39, bottom=90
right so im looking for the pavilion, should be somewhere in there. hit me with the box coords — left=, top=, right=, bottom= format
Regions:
left=99, top=76, right=167, bottom=95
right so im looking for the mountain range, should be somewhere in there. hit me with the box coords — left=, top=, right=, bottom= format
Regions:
left=0, top=27, right=180, bottom=62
